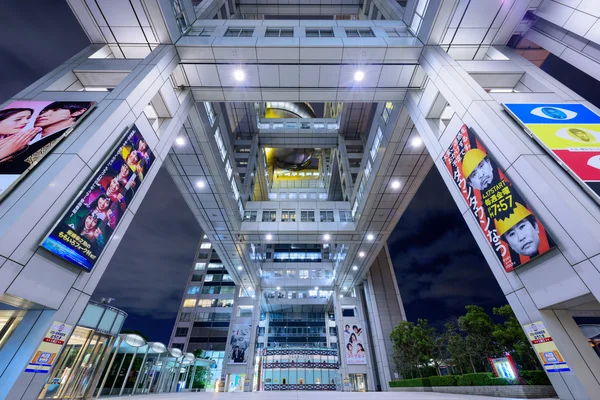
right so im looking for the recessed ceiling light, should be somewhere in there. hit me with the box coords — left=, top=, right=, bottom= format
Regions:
left=343, top=286, right=348, bottom=290
left=234, top=69, right=245, bottom=81
left=196, top=181, right=205, bottom=188
left=237, top=265, right=243, bottom=271
left=352, top=266, right=358, bottom=271
left=340, top=294, right=344, bottom=298
left=323, top=234, right=331, bottom=241
left=367, top=234, right=374, bottom=241
left=359, top=252, right=365, bottom=258
left=251, top=294, right=255, bottom=298
left=315, top=287, right=319, bottom=291
left=266, top=234, right=273, bottom=241
left=411, top=137, right=423, bottom=147
left=276, top=286, right=281, bottom=290
left=391, top=180, right=401, bottom=189
left=175, top=137, right=185, bottom=146
left=354, top=71, right=365, bottom=82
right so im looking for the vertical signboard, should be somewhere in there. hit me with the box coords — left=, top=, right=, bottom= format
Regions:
left=0, top=101, right=95, bottom=199
left=41, top=125, right=155, bottom=271
left=229, top=324, right=251, bottom=364
left=442, top=124, right=556, bottom=272
left=524, top=321, right=570, bottom=373
left=25, top=322, right=72, bottom=373
left=342, top=322, right=367, bottom=365
left=504, top=103, right=600, bottom=204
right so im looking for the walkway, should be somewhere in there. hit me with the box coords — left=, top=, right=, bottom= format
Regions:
left=115, top=391, right=557, bottom=400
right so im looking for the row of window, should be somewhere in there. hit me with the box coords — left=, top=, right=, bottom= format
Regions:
left=266, top=327, right=328, bottom=336
left=188, top=285, right=236, bottom=295
left=194, top=262, right=225, bottom=270
left=190, top=26, right=412, bottom=39
left=244, top=210, right=352, bottom=223
left=263, top=269, right=334, bottom=279
left=179, top=312, right=232, bottom=322
left=183, top=298, right=235, bottom=308
left=265, top=290, right=333, bottom=299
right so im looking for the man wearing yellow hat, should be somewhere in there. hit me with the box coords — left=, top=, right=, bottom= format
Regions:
left=495, top=203, right=541, bottom=257
left=462, top=148, right=497, bottom=192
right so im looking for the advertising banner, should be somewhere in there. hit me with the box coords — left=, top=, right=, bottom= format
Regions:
left=41, top=125, right=154, bottom=271
left=25, top=322, right=72, bottom=373
left=229, top=324, right=251, bottom=364
left=504, top=103, right=600, bottom=204
left=442, top=125, right=556, bottom=272
left=524, top=321, right=570, bottom=373
left=0, top=101, right=95, bottom=199
left=343, top=322, right=367, bottom=365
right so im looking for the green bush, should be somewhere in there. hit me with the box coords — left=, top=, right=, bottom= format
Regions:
left=429, top=375, right=457, bottom=386
left=520, top=370, right=551, bottom=385
left=389, top=378, right=431, bottom=387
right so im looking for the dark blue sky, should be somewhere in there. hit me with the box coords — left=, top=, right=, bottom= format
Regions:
left=2, top=3, right=599, bottom=343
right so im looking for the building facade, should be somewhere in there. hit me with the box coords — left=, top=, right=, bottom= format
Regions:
left=0, top=0, right=600, bottom=399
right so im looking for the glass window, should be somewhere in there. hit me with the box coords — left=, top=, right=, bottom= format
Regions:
left=200, top=242, right=211, bottom=249
left=265, top=28, right=294, bottom=37
left=244, top=211, right=257, bottom=221
left=370, top=126, right=383, bottom=161
left=287, top=269, right=296, bottom=279
left=189, top=27, right=215, bottom=37
left=262, top=210, right=277, bottom=222
left=382, top=102, right=394, bottom=124
left=339, top=210, right=353, bottom=222
left=221, top=286, right=235, bottom=294
left=175, top=327, right=188, bottom=336
left=208, top=263, right=223, bottom=269
left=204, top=274, right=214, bottom=282
left=225, top=159, right=233, bottom=180
left=224, top=28, right=254, bottom=37
left=214, top=127, right=227, bottom=162
left=301, top=210, right=315, bottom=222
left=364, top=159, right=372, bottom=180
left=187, top=286, right=200, bottom=294
left=281, top=210, right=296, bottom=222
left=204, top=102, right=216, bottom=126
left=198, top=299, right=216, bottom=308
left=231, top=179, right=239, bottom=201
left=195, top=262, right=206, bottom=270
left=179, top=312, right=192, bottom=322
left=319, top=210, right=334, bottom=222
left=183, top=299, right=196, bottom=308
left=345, top=28, right=374, bottom=37
left=299, top=269, right=309, bottom=279
left=306, top=28, right=333, bottom=37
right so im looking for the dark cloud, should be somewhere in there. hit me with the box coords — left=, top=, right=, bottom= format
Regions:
left=93, top=167, right=202, bottom=343
left=388, top=168, right=507, bottom=328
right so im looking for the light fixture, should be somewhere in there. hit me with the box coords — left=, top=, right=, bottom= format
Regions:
left=343, top=286, right=348, bottom=290
left=352, top=266, right=358, bottom=271
left=354, top=70, right=365, bottom=82
left=276, top=286, right=280, bottom=291
left=266, top=234, right=273, bottom=241
left=411, top=137, right=423, bottom=147
left=196, top=180, right=205, bottom=188
left=175, top=137, right=185, bottom=146
left=315, top=287, right=319, bottom=291
left=234, top=69, right=245, bottom=82
left=323, top=234, right=331, bottom=241
left=359, top=252, right=365, bottom=258
left=251, top=294, right=255, bottom=298
left=237, top=265, right=243, bottom=271
left=391, top=180, right=401, bottom=189
left=367, top=234, right=374, bottom=241
left=340, top=294, right=344, bottom=298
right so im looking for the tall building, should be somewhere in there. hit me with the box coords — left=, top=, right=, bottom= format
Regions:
left=1, top=0, right=600, bottom=398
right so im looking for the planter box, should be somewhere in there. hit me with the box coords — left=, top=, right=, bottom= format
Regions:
left=391, top=385, right=556, bottom=398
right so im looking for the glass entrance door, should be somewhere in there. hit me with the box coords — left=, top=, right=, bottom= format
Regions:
left=349, top=373, right=367, bottom=392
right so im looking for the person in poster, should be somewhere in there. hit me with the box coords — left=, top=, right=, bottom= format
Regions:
left=229, top=326, right=250, bottom=363
left=41, top=125, right=152, bottom=271
left=442, top=125, right=555, bottom=272
left=0, top=101, right=94, bottom=198
left=345, top=322, right=367, bottom=365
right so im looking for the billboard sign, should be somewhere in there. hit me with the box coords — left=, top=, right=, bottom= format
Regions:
left=524, top=321, right=570, bottom=373
left=442, top=125, right=555, bottom=272
left=25, top=321, right=72, bottom=373
left=343, top=322, right=367, bottom=365
left=0, top=101, right=95, bottom=200
left=504, top=103, right=600, bottom=204
left=229, top=324, right=251, bottom=364
left=41, top=125, right=154, bottom=271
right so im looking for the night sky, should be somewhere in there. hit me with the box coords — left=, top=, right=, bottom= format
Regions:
left=2, top=3, right=599, bottom=344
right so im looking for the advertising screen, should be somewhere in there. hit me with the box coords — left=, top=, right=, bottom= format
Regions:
left=0, top=101, right=95, bottom=199
left=343, top=321, right=367, bottom=365
left=442, top=124, right=555, bottom=272
left=41, top=125, right=154, bottom=271
left=504, top=103, right=600, bottom=204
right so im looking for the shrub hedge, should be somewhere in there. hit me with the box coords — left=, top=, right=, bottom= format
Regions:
left=390, top=371, right=550, bottom=388
left=389, top=378, right=431, bottom=387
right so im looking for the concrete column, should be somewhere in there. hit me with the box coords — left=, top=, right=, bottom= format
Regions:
left=406, top=44, right=600, bottom=400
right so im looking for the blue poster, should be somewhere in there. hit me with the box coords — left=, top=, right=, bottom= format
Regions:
left=504, top=103, right=600, bottom=125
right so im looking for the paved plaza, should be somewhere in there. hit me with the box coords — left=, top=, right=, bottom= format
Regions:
left=109, top=391, right=557, bottom=400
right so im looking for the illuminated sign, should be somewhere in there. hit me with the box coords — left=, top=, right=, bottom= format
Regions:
left=524, top=321, right=570, bottom=373
left=504, top=103, right=600, bottom=204
left=41, top=125, right=154, bottom=271
left=25, top=322, right=72, bottom=374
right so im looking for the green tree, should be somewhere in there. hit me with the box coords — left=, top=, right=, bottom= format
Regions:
left=445, top=321, right=470, bottom=375
left=413, top=319, right=440, bottom=375
left=390, top=321, right=420, bottom=378
left=493, top=305, right=541, bottom=371
left=458, top=305, right=500, bottom=372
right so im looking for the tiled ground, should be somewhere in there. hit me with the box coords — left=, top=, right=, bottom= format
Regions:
left=109, top=391, right=557, bottom=400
